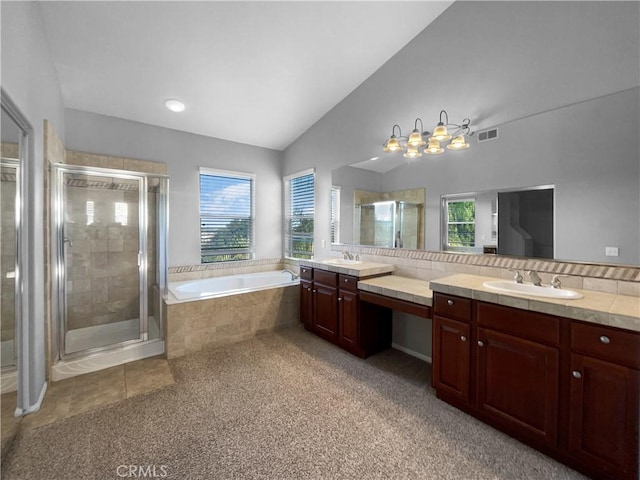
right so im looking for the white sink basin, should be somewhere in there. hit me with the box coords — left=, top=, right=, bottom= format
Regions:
left=321, top=258, right=362, bottom=265
left=482, top=280, right=583, bottom=299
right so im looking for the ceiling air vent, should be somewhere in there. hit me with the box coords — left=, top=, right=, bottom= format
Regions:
left=477, top=128, right=498, bottom=143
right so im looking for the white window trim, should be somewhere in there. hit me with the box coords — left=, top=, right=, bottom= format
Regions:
left=199, top=167, right=256, bottom=263
left=283, top=168, right=315, bottom=260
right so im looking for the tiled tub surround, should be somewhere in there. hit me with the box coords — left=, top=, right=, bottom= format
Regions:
left=168, top=257, right=286, bottom=283
left=164, top=270, right=299, bottom=359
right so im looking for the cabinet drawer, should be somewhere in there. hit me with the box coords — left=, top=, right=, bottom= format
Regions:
left=299, top=266, right=313, bottom=279
left=433, top=293, right=471, bottom=322
left=571, top=322, right=640, bottom=369
left=477, top=302, right=560, bottom=346
left=338, top=274, right=358, bottom=292
left=313, top=269, right=338, bottom=287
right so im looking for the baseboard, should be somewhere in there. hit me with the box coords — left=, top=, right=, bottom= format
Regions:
left=391, top=342, right=432, bottom=363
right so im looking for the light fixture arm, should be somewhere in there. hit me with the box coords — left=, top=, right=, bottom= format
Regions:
left=391, top=124, right=402, bottom=138
left=413, top=118, right=423, bottom=133
left=438, top=110, right=449, bottom=126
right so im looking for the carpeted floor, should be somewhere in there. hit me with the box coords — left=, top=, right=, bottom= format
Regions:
left=1, top=326, right=587, bottom=479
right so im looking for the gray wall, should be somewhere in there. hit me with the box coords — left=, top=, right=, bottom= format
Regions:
left=282, top=1, right=640, bottom=261
left=64, top=109, right=284, bottom=267
left=1, top=1, right=65, bottom=410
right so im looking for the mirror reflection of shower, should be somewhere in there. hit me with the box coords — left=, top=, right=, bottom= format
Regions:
left=355, top=200, right=423, bottom=249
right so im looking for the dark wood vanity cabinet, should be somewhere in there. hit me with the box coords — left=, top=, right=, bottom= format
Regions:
left=432, top=294, right=472, bottom=403
left=432, top=293, right=640, bottom=480
left=568, top=322, right=640, bottom=480
left=310, top=269, right=339, bottom=341
left=300, top=267, right=391, bottom=358
left=475, top=302, right=560, bottom=447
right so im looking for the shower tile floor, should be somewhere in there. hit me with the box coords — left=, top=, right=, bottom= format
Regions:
left=2, top=356, right=174, bottom=432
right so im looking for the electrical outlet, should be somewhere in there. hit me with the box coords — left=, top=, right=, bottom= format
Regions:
left=605, top=246, right=619, bottom=257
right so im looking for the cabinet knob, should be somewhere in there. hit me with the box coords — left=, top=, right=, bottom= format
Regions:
left=338, top=297, right=342, bottom=302
left=572, top=370, right=582, bottom=379
left=599, top=335, right=610, bottom=344
left=344, top=278, right=348, bottom=283
left=460, top=335, right=467, bottom=342
left=312, top=289, right=317, bottom=293
left=447, top=299, right=454, bottom=306
left=307, top=287, right=311, bottom=291
left=477, top=340, right=484, bottom=347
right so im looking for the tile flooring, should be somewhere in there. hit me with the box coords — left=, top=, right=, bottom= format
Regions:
left=1, top=356, right=174, bottom=450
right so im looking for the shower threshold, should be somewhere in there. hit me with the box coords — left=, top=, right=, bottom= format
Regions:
left=66, top=317, right=160, bottom=354
left=53, top=317, right=164, bottom=381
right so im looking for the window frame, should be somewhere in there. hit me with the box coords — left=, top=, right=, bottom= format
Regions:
left=330, top=185, right=341, bottom=245
left=443, top=197, right=476, bottom=250
left=199, top=167, right=256, bottom=263
left=283, top=168, right=315, bottom=259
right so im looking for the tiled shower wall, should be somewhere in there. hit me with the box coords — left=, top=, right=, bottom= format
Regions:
left=65, top=187, right=140, bottom=330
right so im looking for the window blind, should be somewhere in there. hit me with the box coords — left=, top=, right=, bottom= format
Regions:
left=200, top=172, right=254, bottom=263
left=285, top=172, right=314, bottom=259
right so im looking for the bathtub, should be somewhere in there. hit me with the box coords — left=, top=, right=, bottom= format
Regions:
left=168, top=270, right=299, bottom=302
left=164, top=270, right=300, bottom=358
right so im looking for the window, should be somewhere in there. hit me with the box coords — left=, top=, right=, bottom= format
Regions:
left=199, top=169, right=255, bottom=263
left=330, top=186, right=340, bottom=244
left=114, top=202, right=128, bottom=226
left=446, top=199, right=475, bottom=248
left=284, top=170, right=314, bottom=259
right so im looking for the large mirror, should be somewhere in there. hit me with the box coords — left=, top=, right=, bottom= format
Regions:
left=441, top=186, right=554, bottom=259
left=331, top=89, right=640, bottom=266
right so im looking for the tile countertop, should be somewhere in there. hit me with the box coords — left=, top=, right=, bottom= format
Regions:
left=299, top=259, right=394, bottom=278
left=358, top=276, right=432, bottom=307
left=430, top=273, right=640, bottom=333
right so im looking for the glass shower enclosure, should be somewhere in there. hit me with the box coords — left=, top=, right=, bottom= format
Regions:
left=355, top=200, right=423, bottom=249
left=51, top=164, right=168, bottom=362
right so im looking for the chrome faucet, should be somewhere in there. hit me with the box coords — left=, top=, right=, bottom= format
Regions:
left=551, top=274, right=567, bottom=289
left=509, top=269, right=523, bottom=284
left=529, top=270, right=542, bottom=286
left=282, top=269, right=299, bottom=281
left=343, top=251, right=353, bottom=260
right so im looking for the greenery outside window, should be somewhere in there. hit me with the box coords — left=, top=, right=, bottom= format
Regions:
left=284, top=170, right=314, bottom=259
left=199, top=168, right=255, bottom=263
left=447, top=199, right=475, bottom=248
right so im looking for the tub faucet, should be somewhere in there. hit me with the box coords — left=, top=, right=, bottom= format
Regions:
left=529, top=270, right=542, bottom=286
left=282, top=269, right=299, bottom=281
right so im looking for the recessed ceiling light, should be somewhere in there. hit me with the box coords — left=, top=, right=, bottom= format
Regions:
left=164, top=99, right=185, bottom=112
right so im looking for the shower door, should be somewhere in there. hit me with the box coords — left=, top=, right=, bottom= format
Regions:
left=53, top=166, right=150, bottom=356
left=1, top=159, right=19, bottom=370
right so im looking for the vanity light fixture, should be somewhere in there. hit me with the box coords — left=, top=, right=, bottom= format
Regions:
left=164, top=99, right=185, bottom=113
left=382, top=109, right=474, bottom=157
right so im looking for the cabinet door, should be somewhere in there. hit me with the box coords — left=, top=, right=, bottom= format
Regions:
left=476, top=328, right=559, bottom=446
left=339, top=290, right=359, bottom=352
left=433, top=316, right=471, bottom=404
left=313, top=284, right=338, bottom=340
left=568, top=354, right=639, bottom=480
left=300, top=279, right=313, bottom=328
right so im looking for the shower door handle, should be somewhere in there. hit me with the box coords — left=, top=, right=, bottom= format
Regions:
left=63, top=237, right=73, bottom=248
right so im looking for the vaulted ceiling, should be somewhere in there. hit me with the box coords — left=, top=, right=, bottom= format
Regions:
left=39, top=1, right=453, bottom=150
